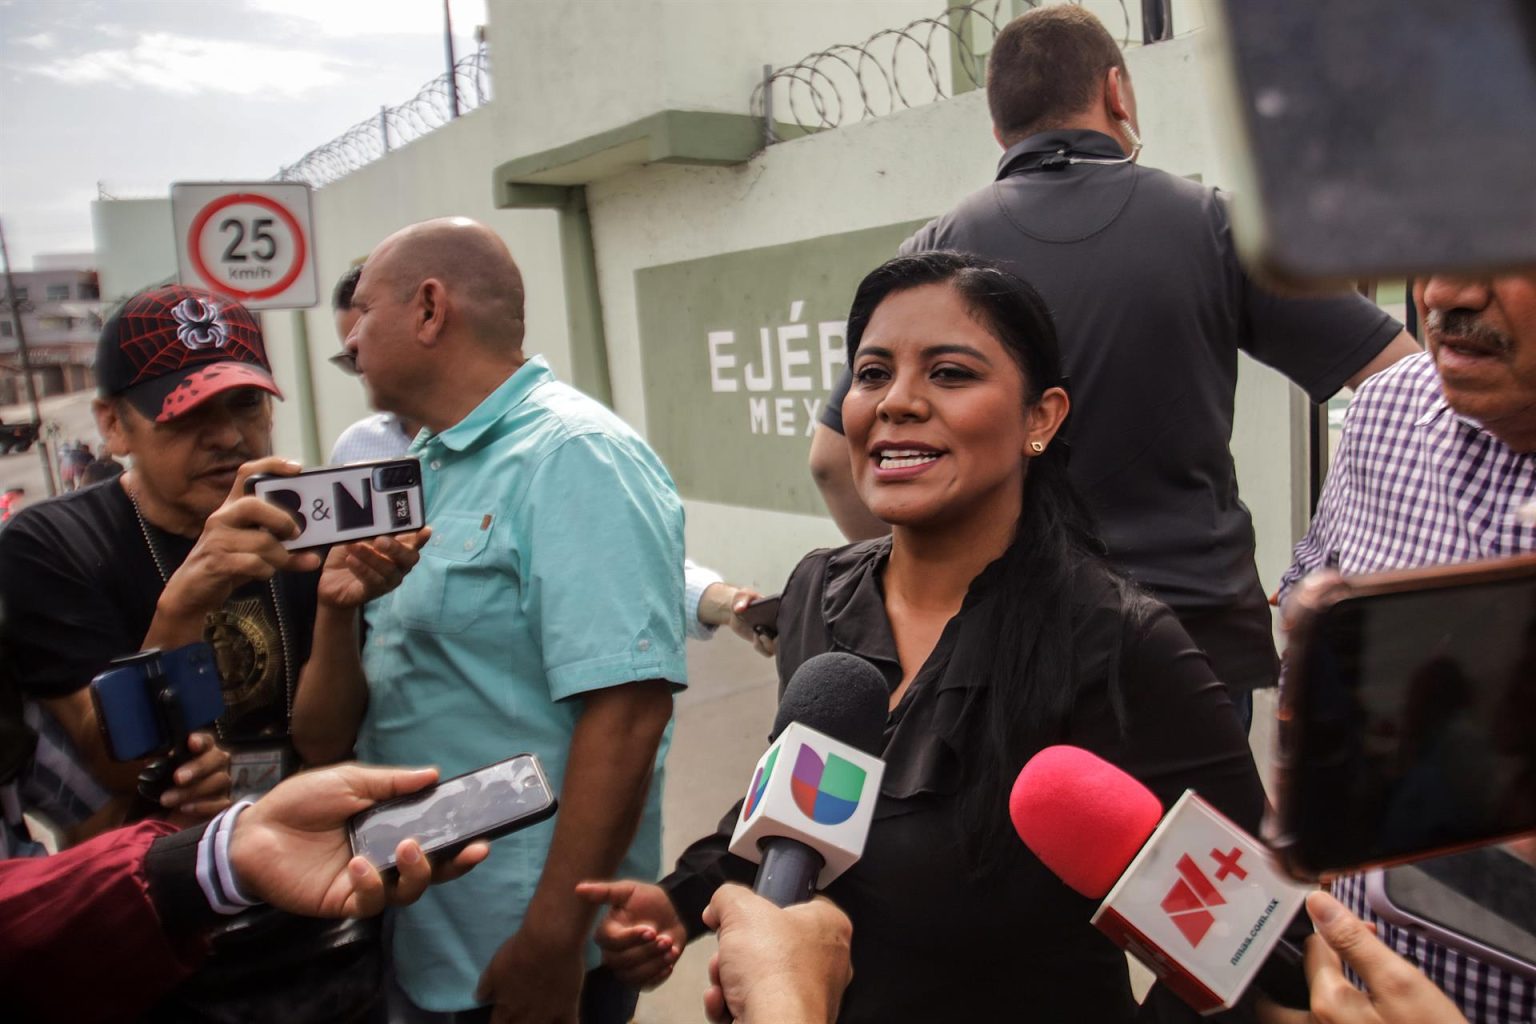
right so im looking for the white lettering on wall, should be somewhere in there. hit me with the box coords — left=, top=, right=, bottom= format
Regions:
left=774, top=396, right=796, bottom=436
left=707, top=330, right=739, bottom=392
left=748, top=397, right=770, bottom=434
left=706, top=306, right=843, bottom=441
left=744, top=328, right=774, bottom=392
left=778, top=301, right=812, bottom=392
left=801, top=397, right=822, bottom=436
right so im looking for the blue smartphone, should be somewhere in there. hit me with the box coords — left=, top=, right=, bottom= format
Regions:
left=91, top=658, right=164, bottom=761
left=90, top=643, right=226, bottom=761
left=160, top=642, right=225, bottom=734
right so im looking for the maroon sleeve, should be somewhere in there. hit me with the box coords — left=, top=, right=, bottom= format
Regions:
left=0, top=820, right=208, bottom=1023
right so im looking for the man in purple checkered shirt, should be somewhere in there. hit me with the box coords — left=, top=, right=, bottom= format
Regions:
left=1280, top=270, right=1536, bottom=1023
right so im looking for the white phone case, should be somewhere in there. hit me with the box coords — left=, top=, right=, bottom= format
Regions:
left=248, top=458, right=425, bottom=550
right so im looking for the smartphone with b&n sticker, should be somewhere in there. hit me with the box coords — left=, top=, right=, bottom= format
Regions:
left=245, top=458, right=425, bottom=551
left=347, top=754, right=558, bottom=874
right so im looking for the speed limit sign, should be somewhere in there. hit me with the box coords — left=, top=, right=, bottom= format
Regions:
left=171, top=182, right=318, bottom=310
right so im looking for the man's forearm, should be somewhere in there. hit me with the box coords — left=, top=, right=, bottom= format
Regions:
left=519, top=680, right=674, bottom=948
left=1, top=818, right=201, bottom=1022
left=741, top=989, right=837, bottom=1024
left=290, top=604, right=369, bottom=765
left=142, top=573, right=222, bottom=652
left=41, top=690, right=145, bottom=795
left=808, top=424, right=889, bottom=542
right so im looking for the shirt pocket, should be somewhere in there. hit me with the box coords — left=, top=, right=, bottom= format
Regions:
left=393, top=512, right=496, bottom=634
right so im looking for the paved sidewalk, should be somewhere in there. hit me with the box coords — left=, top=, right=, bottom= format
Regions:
left=636, top=631, right=780, bottom=1024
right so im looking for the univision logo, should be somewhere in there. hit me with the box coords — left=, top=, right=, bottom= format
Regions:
left=790, top=744, right=866, bottom=825
left=743, top=747, right=779, bottom=820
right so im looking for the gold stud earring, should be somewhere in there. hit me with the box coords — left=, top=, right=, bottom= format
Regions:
left=1030, top=441, right=1045, bottom=453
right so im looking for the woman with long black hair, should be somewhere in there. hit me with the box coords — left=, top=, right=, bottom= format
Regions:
left=581, top=252, right=1265, bottom=1022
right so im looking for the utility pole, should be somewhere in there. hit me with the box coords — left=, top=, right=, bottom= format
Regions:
left=0, top=219, right=57, bottom=497
left=443, top=0, right=461, bottom=119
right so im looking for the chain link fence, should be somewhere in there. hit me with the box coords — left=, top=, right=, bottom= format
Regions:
left=751, top=0, right=1152, bottom=139
left=274, top=47, right=491, bottom=189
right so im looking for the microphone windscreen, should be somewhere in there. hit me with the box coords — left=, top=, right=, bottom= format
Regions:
left=771, top=652, right=888, bottom=755
left=1009, top=745, right=1163, bottom=899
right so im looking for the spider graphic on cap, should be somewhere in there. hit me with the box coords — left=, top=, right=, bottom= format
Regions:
left=171, top=296, right=229, bottom=351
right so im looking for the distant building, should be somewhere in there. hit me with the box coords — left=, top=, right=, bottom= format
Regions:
left=1, top=255, right=104, bottom=406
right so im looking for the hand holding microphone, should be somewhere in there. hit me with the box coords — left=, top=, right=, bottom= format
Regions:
left=701, top=884, right=851, bottom=1024
left=1009, top=745, right=1313, bottom=1013
left=578, top=652, right=887, bottom=989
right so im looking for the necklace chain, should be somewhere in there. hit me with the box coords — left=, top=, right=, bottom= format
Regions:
left=124, top=485, right=295, bottom=737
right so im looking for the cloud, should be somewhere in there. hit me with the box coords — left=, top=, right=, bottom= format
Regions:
left=16, top=32, right=57, bottom=50
left=29, top=32, right=345, bottom=98
left=247, top=0, right=485, bottom=38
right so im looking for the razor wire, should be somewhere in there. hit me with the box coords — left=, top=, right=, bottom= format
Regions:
left=275, top=47, right=491, bottom=189
left=750, top=0, right=1138, bottom=138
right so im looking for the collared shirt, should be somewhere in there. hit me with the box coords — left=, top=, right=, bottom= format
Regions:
left=330, top=419, right=724, bottom=636
left=1281, top=352, right=1536, bottom=587
left=357, top=355, right=687, bottom=1011
left=1280, top=351, right=1536, bottom=1024
left=328, top=411, right=417, bottom=465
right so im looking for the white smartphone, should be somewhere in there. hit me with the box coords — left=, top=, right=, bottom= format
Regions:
left=245, top=458, right=425, bottom=551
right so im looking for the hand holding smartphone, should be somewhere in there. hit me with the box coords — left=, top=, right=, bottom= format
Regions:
left=347, top=754, right=557, bottom=874
left=1277, top=554, right=1536, bottom=880
left=90, top=643, right=225, bottom=761
left=737, top=594, right=782, bottom=637
left=245, top=457, right=426, bottom=551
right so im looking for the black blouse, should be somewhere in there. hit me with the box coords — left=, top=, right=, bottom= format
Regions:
left=662, top=538, right=1265, bottom=1023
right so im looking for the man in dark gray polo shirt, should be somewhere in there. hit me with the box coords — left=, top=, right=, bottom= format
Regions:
left=809, top=6, right=1418, bottom=723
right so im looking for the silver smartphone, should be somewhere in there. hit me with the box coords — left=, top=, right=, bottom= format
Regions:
left=1364, top=845, right=1536, bottom=981
left=245, top=457, right=425, bottom=551
left=347, top=753, right=558, bottom=873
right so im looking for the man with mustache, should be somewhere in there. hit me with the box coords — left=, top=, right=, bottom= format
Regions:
left=1279, top=270, right=1536, bottom=1023
left=0, top=285, right=418, bottom=846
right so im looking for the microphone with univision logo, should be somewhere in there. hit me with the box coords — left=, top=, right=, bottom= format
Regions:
left=1009, top=746, right=1312, bottom=1014
left=729, top=652, right=888, bottom=907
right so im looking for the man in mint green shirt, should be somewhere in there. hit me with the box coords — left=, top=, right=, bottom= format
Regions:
left=293, top=217, right=685, bottom=1023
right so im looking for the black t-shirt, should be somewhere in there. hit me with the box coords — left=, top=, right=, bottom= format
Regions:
left=0, top=480, right=317, bottom=742
left=662, top=539, right=1266, bottom=1024
left=823, top=129, right=1402, bottom=624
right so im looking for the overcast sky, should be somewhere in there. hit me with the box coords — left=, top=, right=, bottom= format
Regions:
left=0, top=0, right=487, bottom=269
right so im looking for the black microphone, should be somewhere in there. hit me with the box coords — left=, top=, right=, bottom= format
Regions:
left=730, top=652, right=888, bottom=907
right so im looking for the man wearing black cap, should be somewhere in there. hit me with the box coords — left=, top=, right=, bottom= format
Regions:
left=0, top=284, right=418, bottom=846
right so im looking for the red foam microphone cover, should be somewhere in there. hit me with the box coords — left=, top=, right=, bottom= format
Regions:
left=1008, top=745, right=1164, bottom=899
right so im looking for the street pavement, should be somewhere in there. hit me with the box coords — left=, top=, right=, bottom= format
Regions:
left=0, top=388, right=103, bottom=514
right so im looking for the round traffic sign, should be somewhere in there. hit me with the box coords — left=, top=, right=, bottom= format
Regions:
left=186, top=193, right=308, bottom=301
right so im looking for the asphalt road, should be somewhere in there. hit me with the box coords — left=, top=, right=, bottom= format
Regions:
left=0, top=388, right=104, bottom=515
